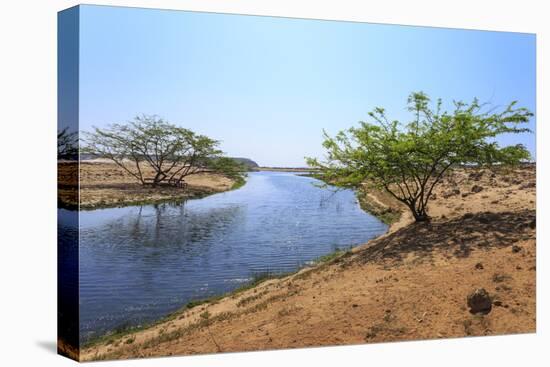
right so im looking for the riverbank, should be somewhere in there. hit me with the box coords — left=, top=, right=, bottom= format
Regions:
left=58, top=161, right=242, bottom=209
left=81, top=165, right=535, bottom=361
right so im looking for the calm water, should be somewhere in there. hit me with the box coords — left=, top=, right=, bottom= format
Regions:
left=73, top=171, right=387, bottom=341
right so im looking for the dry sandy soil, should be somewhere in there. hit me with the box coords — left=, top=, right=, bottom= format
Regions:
left=81, top=165, right=536, bottom=361
left=58, top=161, right=236, bottom=209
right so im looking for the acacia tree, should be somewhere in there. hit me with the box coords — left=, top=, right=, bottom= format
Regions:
left=57, top=127, right=78, bottom=160
left=307, top=92, right=532, bottom=222
left=83, top=115, right=245, bottom=187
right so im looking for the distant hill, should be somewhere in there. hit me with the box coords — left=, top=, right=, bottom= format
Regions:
left=230, top=157, right=260, bottom=171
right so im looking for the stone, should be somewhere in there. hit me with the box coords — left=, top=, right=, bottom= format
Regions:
left=467, top=288, right=492, bottom=314
left=471, top=185, right=484, bottom=193
left=475, top=262, right=484, bottom=270
left=443, top=188, right=461, bottom=198
left=512, top=245, right=522, bottom=253
left=492, top=273, right=510, bottom=283
left=468, top=171, right=483, bottom=181
left=520, top=182, right=536, bottom=189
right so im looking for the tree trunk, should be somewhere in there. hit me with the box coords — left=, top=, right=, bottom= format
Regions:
left=152, top=171, right=166, bottom=187
left=412, top=209, right=430, bottom=222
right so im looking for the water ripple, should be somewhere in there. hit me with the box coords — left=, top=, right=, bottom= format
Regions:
left=72, top=171, right=387, bottom=341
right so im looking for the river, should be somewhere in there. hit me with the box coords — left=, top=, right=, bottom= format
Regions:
left=62, top=171, right=388, bottom=342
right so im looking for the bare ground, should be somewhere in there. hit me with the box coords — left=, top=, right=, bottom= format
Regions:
left=58, top=161, right=237, bottom=209
left=81, top=165, right=536, bottom=361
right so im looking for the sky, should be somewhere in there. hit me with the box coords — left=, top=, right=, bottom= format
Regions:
left=78, top=5, right=536, bottom=167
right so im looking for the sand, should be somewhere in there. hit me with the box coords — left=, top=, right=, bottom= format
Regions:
left=58, top=161, right=237, bottom=209
left=80, top=165, right=536, bottom=361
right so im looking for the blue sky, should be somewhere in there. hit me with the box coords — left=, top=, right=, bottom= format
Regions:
left=78, top=5, right=536, bottom=167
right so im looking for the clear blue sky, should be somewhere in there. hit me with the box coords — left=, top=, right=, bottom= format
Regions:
left=78, top=5, right=536, bottom=167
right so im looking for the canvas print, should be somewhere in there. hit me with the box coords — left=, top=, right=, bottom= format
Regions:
left=57, top=5, right=536, bottom=361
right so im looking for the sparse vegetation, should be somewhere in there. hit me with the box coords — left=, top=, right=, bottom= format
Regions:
left=229, top=175, right=247, bottom=190
left=236, top=290, right=269, bottom=307
left=356, top=188, right=401, bottom=224
left=185, top=296, right=223, bottom=310
left=314, top=249, right=348, bottom=264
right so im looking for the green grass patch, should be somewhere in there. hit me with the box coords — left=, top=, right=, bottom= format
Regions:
left=230, top=175, right=247, bottom=190
left=356, top=190, right=401, bottom=225
left=314, top=249, right=348, bottom=264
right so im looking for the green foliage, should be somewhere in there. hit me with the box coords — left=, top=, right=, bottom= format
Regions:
left=207, top=157, right=248, bottom=183
left=356, top=189, right=401, bottom=224
left=83, top=115, right=235, bottom=186
left=307, top=92, right=532, bottom=221
left=314, top=249, right=348, bottom=264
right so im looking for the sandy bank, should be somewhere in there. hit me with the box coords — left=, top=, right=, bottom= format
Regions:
left=81, top=165, right=536, bottom=361
left=58, top=161, right=240, bottom=209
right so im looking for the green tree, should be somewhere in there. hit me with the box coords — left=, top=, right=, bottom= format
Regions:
left=307, top=92, right=532, bottom=222
left=208, top=157, right=247, bottom=180
left=83, top=115, right=246, bottom=187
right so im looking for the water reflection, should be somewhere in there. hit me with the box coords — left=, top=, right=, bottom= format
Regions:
left=58, top=209, right=79, bottom=349
left=87, top=202, right=244, bottom=250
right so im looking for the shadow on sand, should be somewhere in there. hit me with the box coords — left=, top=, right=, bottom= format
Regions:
left=355, top=210, right=535, bottom=265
